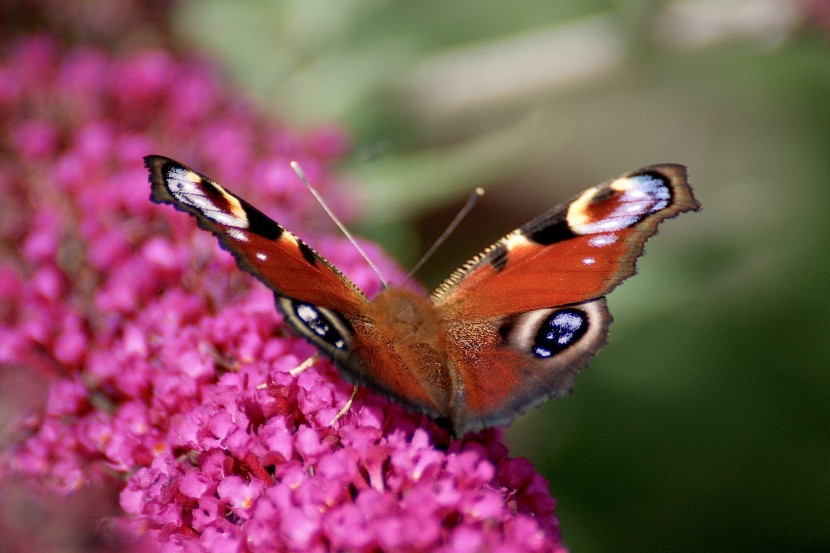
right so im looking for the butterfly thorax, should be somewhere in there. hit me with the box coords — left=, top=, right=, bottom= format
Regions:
left=370, top=288, right=442, bottom=341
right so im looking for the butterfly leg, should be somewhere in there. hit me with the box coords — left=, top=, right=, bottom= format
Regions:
left=257, top=354, right=319, bottom=390
left=254, top=354, right=318, bottom=391
left=289, top=354, right=319, bottom=376
left=329, top=384, right=359, bottom=427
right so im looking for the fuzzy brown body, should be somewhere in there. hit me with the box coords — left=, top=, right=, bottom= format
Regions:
left=358, top=288, right=454, bottom=417
left=146, top=156, right=699, bottom=436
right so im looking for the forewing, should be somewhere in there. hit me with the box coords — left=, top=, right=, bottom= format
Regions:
left=146, top=155, right=368, bottom=316
left=433, top=164, right=699, bottom=318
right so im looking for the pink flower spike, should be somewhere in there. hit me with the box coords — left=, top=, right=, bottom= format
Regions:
left=448, top=527, right=485, bottom=553
left=0, top=32, right=567, bottom=553
left=178, top=471, right=209, bottom=499
left=45, top=377, right=88, bottom=416
left=11, top=119, right=59, bottom=160
left=217, top=475, right=263, bottom=517
left=279, top=506, right=321, bottom=550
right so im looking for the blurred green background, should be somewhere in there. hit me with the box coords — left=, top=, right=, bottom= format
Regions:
left=12, top=0, right=825, bottom=550
left=172, top=1, right=830, bottom=551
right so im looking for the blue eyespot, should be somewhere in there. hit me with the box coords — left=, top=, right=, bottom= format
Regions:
left=532, top=309, right=588, bottom=358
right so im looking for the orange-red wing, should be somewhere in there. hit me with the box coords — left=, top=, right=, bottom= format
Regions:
left=146, top=155, right=368, bottom=316
left=433, top=164, right=699, bottom=319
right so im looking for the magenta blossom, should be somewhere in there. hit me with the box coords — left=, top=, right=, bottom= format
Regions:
left=0, top=35, right=566, bottom=552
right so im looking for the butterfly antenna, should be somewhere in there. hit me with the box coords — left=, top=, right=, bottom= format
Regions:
left=403, top=187, right=485, bottom=285
left=290, top=162, right=389, bottom=289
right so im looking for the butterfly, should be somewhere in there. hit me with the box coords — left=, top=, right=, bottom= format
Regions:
left=145, top=156, right=699, bottom=436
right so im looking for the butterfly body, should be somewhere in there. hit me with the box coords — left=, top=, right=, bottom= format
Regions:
left=146, top=156, right=699, bottom=436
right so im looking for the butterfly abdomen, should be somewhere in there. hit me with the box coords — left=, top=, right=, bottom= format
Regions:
left=361, top=288, right=454, bottom=414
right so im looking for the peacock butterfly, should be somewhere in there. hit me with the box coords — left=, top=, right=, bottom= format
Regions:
left=145, top=156, right=699, bottom=436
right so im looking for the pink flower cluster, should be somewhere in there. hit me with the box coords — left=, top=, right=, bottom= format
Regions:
left=0, top=35, right=565, bottom=552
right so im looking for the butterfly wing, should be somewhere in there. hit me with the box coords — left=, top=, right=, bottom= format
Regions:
left=146, top=156, right=451, bottom=420
left=434, top=164, right=699, bottom=317
left=146, top=156, right=370, bottom=315
left=435, top=165, right=699, bottom=433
